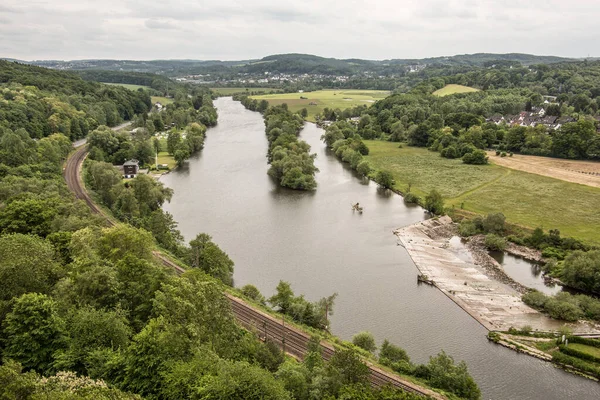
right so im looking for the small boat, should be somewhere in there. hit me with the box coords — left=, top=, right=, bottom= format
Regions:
left=351, top=203, right=363, bottom=213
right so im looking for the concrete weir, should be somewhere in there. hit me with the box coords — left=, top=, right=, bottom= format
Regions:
left=395, top=216, right=600, bottom=334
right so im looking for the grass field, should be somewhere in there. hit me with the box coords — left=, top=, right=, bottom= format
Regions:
left=104, top=82, right=150, bottom=91
left=433, top=84, right=479, bottom=96
left=250, top=89, right=390, bottom=122
left=569, top=343, right=600, bottom=359
left=151, top=96, right=174, bottom=105
left=210, top=87, right=280, bottom=96
left=364, top=142, right=600, bottom=245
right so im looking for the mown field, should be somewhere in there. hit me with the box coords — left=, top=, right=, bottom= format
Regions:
left=104, top=82, right=151, bottom=91
left=151, top=96, right=174, bottom=105
left=250, top=89, right=390, bottom=121
left=210, top=87, right=280, bottom=96
left=433, top=84, right=479, bottom=96
left=364, top=141, right=600, bottom=245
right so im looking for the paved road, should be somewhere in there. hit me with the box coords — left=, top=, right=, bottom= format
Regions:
left=62, top=140, right=444, bottom=399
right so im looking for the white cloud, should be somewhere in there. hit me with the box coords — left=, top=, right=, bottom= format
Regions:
left=0, top=0, right=599, bottom=60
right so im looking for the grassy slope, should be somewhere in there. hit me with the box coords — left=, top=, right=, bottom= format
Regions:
left=364, top=141, right=600, bottom=245
left=250, top=89, right=389, bottom=122
left=104, top=82, right=151, bottom=91
left=433, top=84, right=479, bottom=96
left=568, top=343, right=600, bottom=359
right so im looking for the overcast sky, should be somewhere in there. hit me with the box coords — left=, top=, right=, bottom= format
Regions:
left=1, top=0, right=599, bottom=61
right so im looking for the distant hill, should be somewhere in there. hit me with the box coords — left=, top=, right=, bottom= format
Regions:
left=10, top=53, right=576, bottom=77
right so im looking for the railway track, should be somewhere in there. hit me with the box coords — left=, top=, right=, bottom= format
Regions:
left=63, top=142, right=444, bottom=399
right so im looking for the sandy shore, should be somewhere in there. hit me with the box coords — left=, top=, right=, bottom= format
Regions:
left=395, top=216, right=600, bottom=334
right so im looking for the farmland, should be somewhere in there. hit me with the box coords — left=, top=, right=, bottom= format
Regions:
left=364, top=141, right=600, bottom=245
left=250, top=89, right=390, bottom=121
left=433, top=84, right=479, bottom=96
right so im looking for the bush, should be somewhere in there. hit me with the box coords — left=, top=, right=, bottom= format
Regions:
left=356, top=160, right=371, bottom=177
left=559, top=345, right=600, bottom=364
left=424, top=190, right=444, bottom=215
left=552, top=351, right=600, bottom=379
left=379, top=339, right=410, bottom=364
left=352, top=331, right=377, bottom=353
left=374, top=170, right=395, bottom=189
left=522, top=290, right=548, bottom=309
left=561, top=250, right=600, bottom=295
left=403, top=192, right=420, bottom=205
left=482, top=213, right=506, bottom=234
left=458, top=220, right=479, bottom=237
left=462, top=149, right=488, bottom=165
left=545, top=298, right=582, bottom=321
left=484, top=234, right=507, bottom=251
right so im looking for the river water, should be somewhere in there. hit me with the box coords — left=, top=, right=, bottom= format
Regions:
left=162, top=97, right=600, bottom=400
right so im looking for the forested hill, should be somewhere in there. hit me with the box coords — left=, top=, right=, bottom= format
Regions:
left=0, top=61, right=151, bottom=140
left=11, top=52, right=575, bottom=77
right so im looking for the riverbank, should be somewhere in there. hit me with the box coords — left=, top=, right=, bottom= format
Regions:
left=394, top=216, right=600, bottom=333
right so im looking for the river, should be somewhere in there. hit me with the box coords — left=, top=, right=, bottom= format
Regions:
left=162, top=97, right=600, bottom=400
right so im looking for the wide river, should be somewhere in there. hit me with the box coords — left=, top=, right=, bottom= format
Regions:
left=162, top=97, right=600, bottom=400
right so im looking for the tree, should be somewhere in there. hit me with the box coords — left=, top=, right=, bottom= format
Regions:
left=462, top=150, right=488, bottom=165
left=424, top=190, right=445, bottom=215
left=268, top=281, right=295, bottom=314
left=166, top=131, right=182, bottom=155
left=356, top=160, right=371, bottom=177
left=0, top=234, right=61, bottom=302
left=327, top=349, right=369, bottom=386
left=3, top=293, right=66, bottom=374
left=187, top=233, right=234, bottom=285
left=379, top=339, right=410, bottom=364
left=241, top=284, right=266, bottom=305
left=421, top=351, right=480, bottom=400
left=561, top=250, right=600, bottom=294
left=374, top=170, right=395, bottom=189
left=352, top=331, right=377, bottom=353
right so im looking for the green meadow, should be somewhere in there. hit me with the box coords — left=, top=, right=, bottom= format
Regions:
left=433, top=84, right=479, bottom=96
left=364, top=141, right=600, bottom=245
left=210, top=87, right=280, bottom=96
left=251, top=89, right=389, bottom=122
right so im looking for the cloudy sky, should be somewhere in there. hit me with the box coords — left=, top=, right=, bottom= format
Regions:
left=1, top=0, right=599, bottom=61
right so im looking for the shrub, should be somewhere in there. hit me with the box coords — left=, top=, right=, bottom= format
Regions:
left=356, top=160, right=371, bottom=177
left=352, top=331, right=377, bottom=353
left=561, top=250, right=600, bottom=295
left=500, top=152, right=507, bottom=157
left=403, top=192, right=420, bottom=205
left=379, top=339, right=410, bottom=364
left=484, top=234, right=507, bottom=251
left=522, top=290, right=548, bottom=309
left=552, top=351, right=600, bottom=379
left=482, top=213, right=506, bottom=234
left=462, top=149, right=489, bottom=165
left=374, top=170, right=395, bottom=189
left=424, top=190, right=444, bottom=215
left=458, top=220, right=480, bottom=237
left=545, top=298, right=582, bottom=321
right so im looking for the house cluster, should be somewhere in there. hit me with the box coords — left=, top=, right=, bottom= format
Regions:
left=486, top=107, right=576, bottom=130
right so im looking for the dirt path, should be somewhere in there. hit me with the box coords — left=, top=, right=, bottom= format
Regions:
left=486, top=152, right=600, bottom=188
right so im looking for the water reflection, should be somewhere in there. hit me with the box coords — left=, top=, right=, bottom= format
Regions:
left=490, top=251, right=562, bottom=295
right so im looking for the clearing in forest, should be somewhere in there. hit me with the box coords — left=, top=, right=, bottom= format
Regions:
left=433, top=84, right=479, bottom=96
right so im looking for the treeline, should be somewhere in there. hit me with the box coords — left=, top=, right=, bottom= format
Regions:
left=235, top=95, right=319, bottom=190
left=76, top=70, right=180, bottom=95
left=334, top=86, right=600, bottom=161
left=350, top=332, right=480, bottom=400
left=0, top=61, right=151, bottom=140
